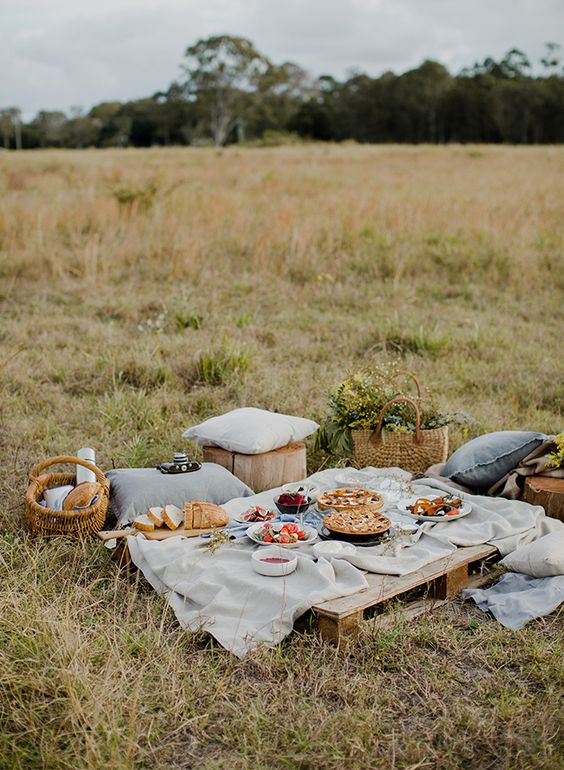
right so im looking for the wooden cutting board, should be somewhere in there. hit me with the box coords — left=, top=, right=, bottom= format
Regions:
left=97, top=527, right=215, bottom=542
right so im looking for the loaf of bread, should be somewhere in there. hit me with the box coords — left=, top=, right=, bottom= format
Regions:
left=147, top=506, right=164, bottom=526
left=62, top=482, right=102, bottom=510
left=184, top=501, right=228, bottom=530
left=162, top=504, right=184, bottom=530
left=133, top=514, right=155, bottom=532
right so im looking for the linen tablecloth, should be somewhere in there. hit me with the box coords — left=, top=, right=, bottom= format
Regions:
left=126, top=466, right=563, bottom=656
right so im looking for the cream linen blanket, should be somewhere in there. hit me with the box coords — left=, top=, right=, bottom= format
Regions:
left=126, top=467, right=562, bottom=656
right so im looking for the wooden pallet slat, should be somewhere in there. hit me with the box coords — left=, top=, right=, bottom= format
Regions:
left=313, top=543, right=498, bottom=643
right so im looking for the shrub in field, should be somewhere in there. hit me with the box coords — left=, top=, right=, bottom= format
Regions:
left=382, top=324, right=451, bottom=357
left=109, top=179, right=159, bottom=214
left=174, top=306, right=204, bottom=331
left=258, top=130, right=304, bottom=147
left=117, top=362, right=169, bottom=391
left=195, top=340, right=252, bottom=385
left=119, top=432, right=151, bottom=467
left=100, top=389, right=164, bottom=434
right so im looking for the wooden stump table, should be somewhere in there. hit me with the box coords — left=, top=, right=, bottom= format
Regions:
left=523, top=476, right=564, bottom=521
left=202, top=442, right=307, bottom=492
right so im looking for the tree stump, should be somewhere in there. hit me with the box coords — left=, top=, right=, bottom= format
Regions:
left=202, top=442, right=307, bottom=492
left=523, top=476, right=564, bottom=521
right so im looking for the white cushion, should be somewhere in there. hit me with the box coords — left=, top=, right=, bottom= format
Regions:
left=500, top=531, right=564, bottom=577
left=183, top=407, right=319, bottom=455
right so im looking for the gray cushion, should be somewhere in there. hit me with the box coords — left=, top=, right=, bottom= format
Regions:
left=443, top=431, right=548, bottom=492
left=106, top=463, right=253, bottom=526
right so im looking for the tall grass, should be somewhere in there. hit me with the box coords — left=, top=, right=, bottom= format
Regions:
left=0, top=145, right=563, bottom=769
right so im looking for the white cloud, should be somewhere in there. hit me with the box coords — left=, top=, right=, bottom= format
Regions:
left=0, top=0, right=562, bottom=119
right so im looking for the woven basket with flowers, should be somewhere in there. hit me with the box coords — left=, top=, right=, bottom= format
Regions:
left=315, top=365, right=451, bottom=474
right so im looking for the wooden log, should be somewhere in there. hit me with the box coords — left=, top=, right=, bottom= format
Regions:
left=202, top=442, right=307, bottom=492
left=523, top=476, right=564, bottom=521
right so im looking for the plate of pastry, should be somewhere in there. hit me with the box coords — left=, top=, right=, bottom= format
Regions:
left=398, top=495, right=471, bottom=521
left=322, top=506, right=392, bottom=542
left=317, top=487, right=385, bottom=512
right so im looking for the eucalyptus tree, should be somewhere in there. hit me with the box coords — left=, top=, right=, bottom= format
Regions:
left=0, top=107, right=21, bottom=149
left=182, top=35, right=269, bottom=145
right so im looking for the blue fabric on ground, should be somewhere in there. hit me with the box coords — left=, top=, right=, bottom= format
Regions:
left=463, top=572, right=564, bottom=629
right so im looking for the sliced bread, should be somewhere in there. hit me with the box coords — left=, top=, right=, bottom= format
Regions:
left=147, top=506, right=164, bottom=527
left=162, top=504, right=184, bottom=530
left=133, top=513, right=155, bottom=532
left=192, top=502, right=202, bottom=530
left=184, top=503, right=194, bottom=530
left=184, top=501, right=229, bottom=530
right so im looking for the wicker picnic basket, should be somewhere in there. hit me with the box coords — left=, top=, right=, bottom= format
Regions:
left=351, top=396, right=449, bottom=474
left=25, top=456, right=110, bottom=537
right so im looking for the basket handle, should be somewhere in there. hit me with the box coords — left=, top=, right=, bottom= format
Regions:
left=29, top=455, right=107, bottom=487
left=373, top=396, right=422, bottom=444
left=395, top=370, right=422, bottom=398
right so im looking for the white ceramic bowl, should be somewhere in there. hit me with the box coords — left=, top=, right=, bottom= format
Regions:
left=334, top=471, right=377, bottom=487
left=251, top=547, right=298, bottom=577
left=281, top=482, right=320, bottom=501
left=313, top=540, right=357, bottom=559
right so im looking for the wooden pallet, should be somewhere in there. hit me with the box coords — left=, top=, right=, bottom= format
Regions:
left=312, top=544, right=498, bottom=643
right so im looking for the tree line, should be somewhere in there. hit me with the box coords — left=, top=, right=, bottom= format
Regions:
left=1, top=37, right=563, bottom=149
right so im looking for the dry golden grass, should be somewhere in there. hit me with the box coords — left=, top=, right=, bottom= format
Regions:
left=0, top=145, right=563, bottom=769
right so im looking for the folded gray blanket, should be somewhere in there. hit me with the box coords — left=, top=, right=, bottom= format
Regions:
left=463, top=572, right=564, bottom=629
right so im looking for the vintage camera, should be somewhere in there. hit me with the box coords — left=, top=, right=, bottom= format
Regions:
left=158, top=452, right=201, bottom=474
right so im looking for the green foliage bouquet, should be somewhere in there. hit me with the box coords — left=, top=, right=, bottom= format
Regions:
left=546, top=434, right=564, bottom=469
left=316, top=363, right=451, bottom=455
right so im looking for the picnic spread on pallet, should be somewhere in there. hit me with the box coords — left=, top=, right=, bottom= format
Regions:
left=25, top=367, right=564, bottom=657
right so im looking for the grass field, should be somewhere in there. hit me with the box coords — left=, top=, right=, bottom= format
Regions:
left=1, top=145, right=563, bottom=769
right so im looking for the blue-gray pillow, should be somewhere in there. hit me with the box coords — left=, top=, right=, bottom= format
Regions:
left=106, top=463, right=254, bottom=526
left=443, top=431, right=548, bottom=492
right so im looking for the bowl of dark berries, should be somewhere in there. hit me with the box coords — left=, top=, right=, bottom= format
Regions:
left=274, top=491, right=313, bottom=518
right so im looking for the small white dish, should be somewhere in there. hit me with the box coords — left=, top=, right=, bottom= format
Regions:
left=313, top=540, right=357, bottom=559
left=251, top=547, right=298, bottom=576
left=246, top=521, right=318, bottom=548
left=281, top=482, right=319, bottom=501
left=334, top=471, right=377, bottom=487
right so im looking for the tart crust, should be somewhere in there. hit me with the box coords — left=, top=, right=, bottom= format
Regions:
left=323, top=507, right=391, bottom=536
left=317, top=487, right=384, bottom=511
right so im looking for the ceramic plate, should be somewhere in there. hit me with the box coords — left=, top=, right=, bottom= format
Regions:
left=246, top=521, right=318, bottom=548
left=233, top=509, right=277, bottom=524
left=313, top=540, right=357, bottom=558
left=334, top=471, right=378, bottom=487
left=397, top=497, right=472, bottom=522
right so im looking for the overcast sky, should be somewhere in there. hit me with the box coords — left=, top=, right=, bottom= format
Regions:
left=2, top=0, right=563, bottom=119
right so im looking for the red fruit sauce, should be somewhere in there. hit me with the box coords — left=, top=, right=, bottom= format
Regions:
left=260, top=557, right=289, bottom=564
left=278, top=493, right=306, bottom=506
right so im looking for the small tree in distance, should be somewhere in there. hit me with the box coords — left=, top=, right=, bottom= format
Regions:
left=182, top=35, right=269, bottom=145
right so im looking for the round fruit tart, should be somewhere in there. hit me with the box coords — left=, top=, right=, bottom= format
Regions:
left=317, top=487, right=384, bottom=511
left=323, top=507, right=391, bottom=537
